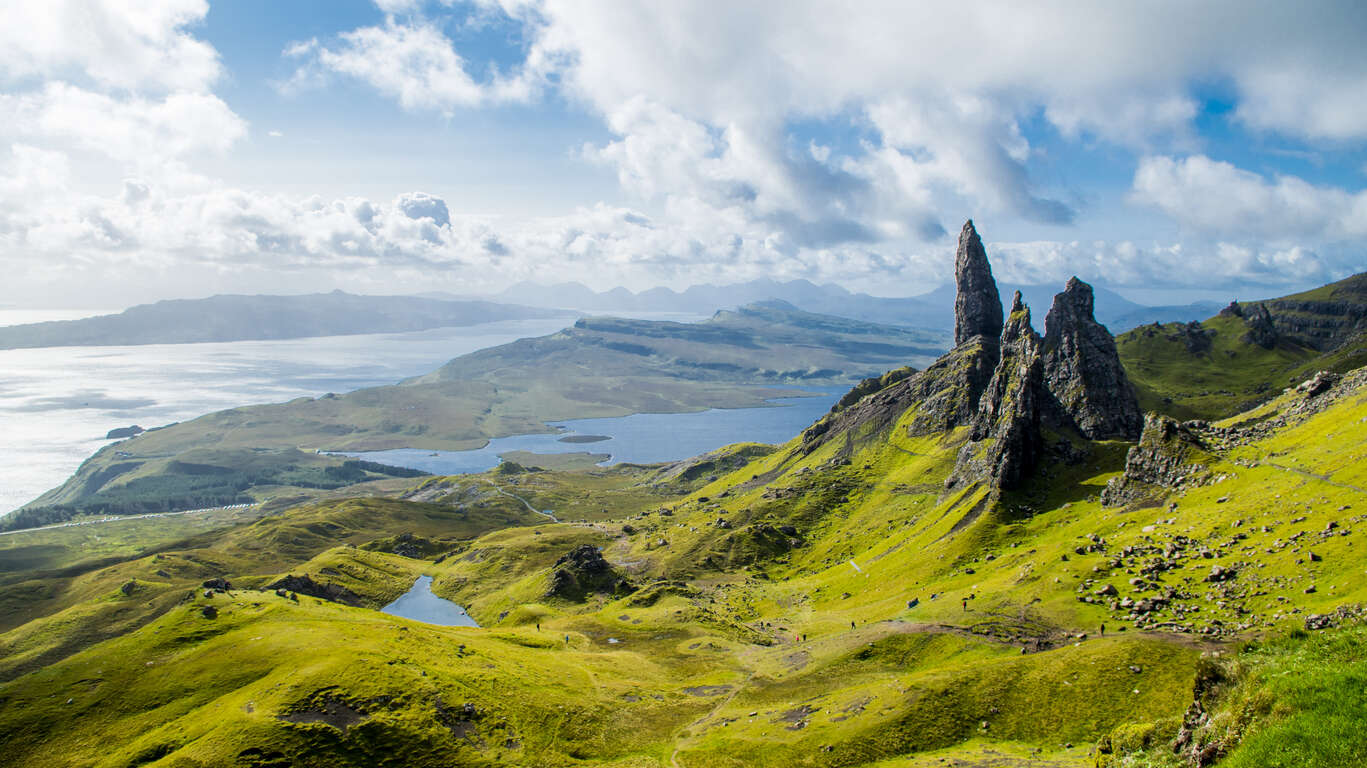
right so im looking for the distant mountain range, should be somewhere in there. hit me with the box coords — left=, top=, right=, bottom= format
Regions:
left=431, top=278, right=1224, bottom=333
left=0, top=291, right=571, bottom=349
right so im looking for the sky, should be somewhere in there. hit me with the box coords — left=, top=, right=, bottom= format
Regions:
left=1, top=1, right=1365, bottom=308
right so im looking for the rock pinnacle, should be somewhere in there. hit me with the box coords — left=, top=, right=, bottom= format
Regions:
left=953, top=220, right=1004, bottom=346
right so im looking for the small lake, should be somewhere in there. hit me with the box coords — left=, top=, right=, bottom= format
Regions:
left=380, top=575, right=479, bottom=627
left=340, top=389, right=842, bottom=475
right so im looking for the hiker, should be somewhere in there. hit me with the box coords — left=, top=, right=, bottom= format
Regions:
left=1100, top=622, right=1105, bottom=637
left=850, top=620, right=855, bottom=629
left=536, top=623, right=540, bottom=631
left=962, top=597, right=968, bottom=612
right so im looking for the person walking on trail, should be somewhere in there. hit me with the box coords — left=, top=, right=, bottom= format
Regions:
left=850, top=620, right=855, bottom=630
left=962, top=597, right=968, bottom=613
left=1100, top=622, right=1105, bottom=637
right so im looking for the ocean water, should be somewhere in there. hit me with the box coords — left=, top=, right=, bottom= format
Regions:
left=0, top=317, right=576, bottom=515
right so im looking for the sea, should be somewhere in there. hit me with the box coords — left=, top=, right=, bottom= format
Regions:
left=0, top=309, right=837, bottom=517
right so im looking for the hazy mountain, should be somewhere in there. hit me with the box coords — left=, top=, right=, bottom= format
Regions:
left=486, top=278, right=1220, bottom=332
left=0, top=291, right=571, bottom=349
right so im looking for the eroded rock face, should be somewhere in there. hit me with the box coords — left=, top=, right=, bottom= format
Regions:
left=1101, top=415, right=1212, bottom=507
left=948, top=292, right=1043, bottom=491
left=1041, top=277, right=1143, bottom=441
left=546, top=544, right=633, bottom=602
left=953, top=220, right=1004, bottom=346
left=1241, top=302, right=1278, bottom=348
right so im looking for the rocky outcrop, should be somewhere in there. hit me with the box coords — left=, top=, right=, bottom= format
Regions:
left=1240, top=303, right=1278, bottom=348
left=105, top=425, right=144, bottom=439
left=806, top=223, right=1145, bottom=492
left=546, top=545, right=634, bottom=602
left=268, top=574, right=362, bottom=606
left=1041, top=278, right=1143, bottom=441
left=953, top=220, right=1004, bottom=346
left=1101, top=415, right=1213, bottom=507
left=948, top=292, right=1043, bottom=491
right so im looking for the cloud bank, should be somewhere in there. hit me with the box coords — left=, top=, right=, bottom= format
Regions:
left=1, top=0, right=1364, bottom=306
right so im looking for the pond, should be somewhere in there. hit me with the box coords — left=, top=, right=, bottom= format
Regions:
left=380, top=575, right=479, bottom=627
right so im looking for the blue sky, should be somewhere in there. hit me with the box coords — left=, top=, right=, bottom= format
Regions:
left=0, top=0, right=1364, bottom=307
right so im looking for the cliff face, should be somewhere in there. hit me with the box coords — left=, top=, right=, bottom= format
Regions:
left=948, top=292, right=1043, bottom=491
left=1041, top=278, right=1144, bottom=441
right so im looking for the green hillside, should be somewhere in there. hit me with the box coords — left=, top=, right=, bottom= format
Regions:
left=1117, top=272, right=1367, bottom=421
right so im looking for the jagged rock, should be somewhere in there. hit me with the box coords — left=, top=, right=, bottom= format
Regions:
left=267, top=574, right=362, bottom=606
left=119, top=580, right=136, bottom=596
left=1297, top=370, right=1341, bottom=397
left=1240, top=302, right=1278, bottom=348
left=802, top=335, right=996, bottom=451
left=1172, top=321, right=1214, bottom=354
left=948, top=292, right=1043, bottom=491
left=546, top=545, right=634, bottom=602
left=953, top=220, right=1004, bottom=346
left=202, top=577, right=232, bottom=591
left=1101, top=415, right=1211, bottom=507
left=1041, top=277, right=1143, bottom=441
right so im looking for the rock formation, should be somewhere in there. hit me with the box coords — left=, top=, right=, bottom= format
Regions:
left=546, top=545, right=634, bottom=602
left=953, top=220, right=1004, bottom=346
left=1100, top=415, right=1212, bottom=507
left=948, top=292, right=1044, bottom=490
left=1041, top=277, right=1144, bottom=441
left=1240, top=302, right=1278, bottom=348
left=805, top=222, right=1145, bottom=491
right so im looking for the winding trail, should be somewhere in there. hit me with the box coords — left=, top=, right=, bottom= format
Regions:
left=669, top=663, right=757, bottom=768
left=1264, top=461, right=1367, bottom=496
left=483, top=480, right=558, bottom=522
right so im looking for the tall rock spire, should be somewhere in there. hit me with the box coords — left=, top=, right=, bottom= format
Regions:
left=948, top=291, right=1044, bottom=491
left=1041, top=277, right=1144, bottom=440
left=953, top=220, right=1004, bottom=346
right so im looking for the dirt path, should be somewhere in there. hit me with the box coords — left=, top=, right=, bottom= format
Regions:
left=483, top=481, right=558, bottom=522
left=1264, top=461, right=1367, bottom=495
left=669, top=659, right=758, bottom=768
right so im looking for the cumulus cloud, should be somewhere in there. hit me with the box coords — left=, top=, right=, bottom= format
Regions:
left=1131, top=155, right=1367, bottom=241
left=0, top=0, right=221, bottom=92
left=289, top=18, right=540, bottom=112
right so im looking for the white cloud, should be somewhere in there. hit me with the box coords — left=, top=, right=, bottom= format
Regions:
left=1131, top=155, right=1367, bottom=241
left=2, top=83, right=246, bottom=165
left=0, top=0, right=221, bottom=93
left=295, top=19, right=538, bottom=113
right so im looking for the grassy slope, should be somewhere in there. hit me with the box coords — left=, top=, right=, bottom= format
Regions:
left=1116, top=272, right=1367, bottom=422
left=15, top=306, right=947, bottom=530
left=1, top=363, right=1364, bottom=765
